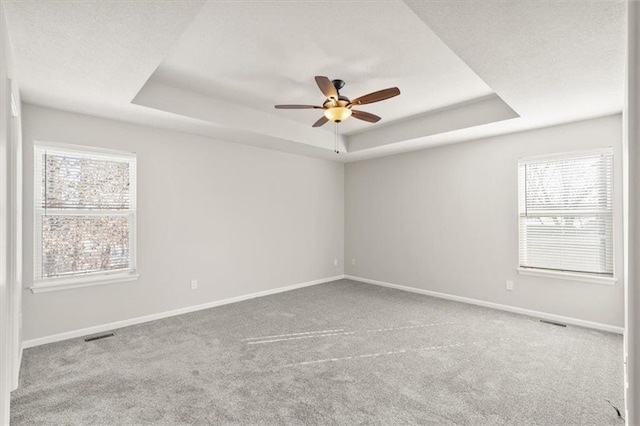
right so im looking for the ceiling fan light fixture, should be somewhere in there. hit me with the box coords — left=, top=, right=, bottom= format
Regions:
left=323, top=106, right=352, bottom=123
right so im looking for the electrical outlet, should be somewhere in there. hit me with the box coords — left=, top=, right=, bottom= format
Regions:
left=351, top=258, right=356, bottom=265
left=506, top=280, right=514, bottom=291
left=334, top=259, right=338, bottom=266
left=191, top=279, right=198, bottom=290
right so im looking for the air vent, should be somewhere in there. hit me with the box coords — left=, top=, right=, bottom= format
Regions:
left=84, top=333, right=115, bottom=342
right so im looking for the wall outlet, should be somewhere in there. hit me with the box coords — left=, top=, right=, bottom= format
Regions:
left=333, top=259, right=338, bottom=266
left=351, top=258, right=356, bottom=265
left=191, top=279, right=198, bottom=290
left=506, top=280, right=514, bottom=291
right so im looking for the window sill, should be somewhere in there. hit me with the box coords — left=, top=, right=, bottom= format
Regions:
left=29, top=272, right=139, bottom=293
left=517, top=267, right=616, bottom=285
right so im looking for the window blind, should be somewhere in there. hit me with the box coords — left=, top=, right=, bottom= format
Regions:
left=518, top=150, right=613, bottom=276
left=34, top=144, right=136, bottom=281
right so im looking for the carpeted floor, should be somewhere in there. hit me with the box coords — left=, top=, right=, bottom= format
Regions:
left=11, top=279, right=624, bottom=425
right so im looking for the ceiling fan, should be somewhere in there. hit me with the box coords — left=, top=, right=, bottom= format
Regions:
left=274, top=76, right=400, bottom=127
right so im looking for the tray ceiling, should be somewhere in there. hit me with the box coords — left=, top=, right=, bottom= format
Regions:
left=3, top=0, right=625, bottom=162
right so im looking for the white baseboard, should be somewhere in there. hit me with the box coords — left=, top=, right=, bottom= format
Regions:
left=24, top=273, right=620, bottom=348
left=344, top=275, right=624, bottom=334
left=23, top=275, right=346, bottom=348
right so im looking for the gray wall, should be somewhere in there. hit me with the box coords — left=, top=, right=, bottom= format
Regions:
left=20, top=105, right=625, bottom=341
left=345, top=115, right=624, bottom=328
left=21, top=104, right=345, bottom=341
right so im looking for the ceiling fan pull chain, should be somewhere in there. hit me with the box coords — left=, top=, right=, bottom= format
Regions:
left=334, top=122, right=339, bottom=154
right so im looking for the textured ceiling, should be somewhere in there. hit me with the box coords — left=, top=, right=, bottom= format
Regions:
left=404, top=0, right=625, bottom=125
left=152, top=0, right=493, bottom=134
left=3, top=0, right=204, bottom=107
left=2, top=0, right=626, bottom=161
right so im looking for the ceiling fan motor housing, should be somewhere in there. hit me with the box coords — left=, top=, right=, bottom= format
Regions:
left=323, top=98, right=350, bottom=109
left=324, top=79, right=350, bottom=107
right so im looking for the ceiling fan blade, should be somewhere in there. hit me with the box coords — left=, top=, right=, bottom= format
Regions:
left=351, top=110, right=381, bottom=123
left=351, top=87, right=400, bottom=106
left=274, top=104, right=322, bottom=109
left=315, top=76, right=338, bottom=100
left=312, top=116, right=329, bottom=127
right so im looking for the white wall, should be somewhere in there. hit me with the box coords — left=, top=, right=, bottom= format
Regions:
left=345, top=115, right=624, bottom=328
left=21, top=104, right=344, bottom=341
left=1, top=3, right=22, bottom=423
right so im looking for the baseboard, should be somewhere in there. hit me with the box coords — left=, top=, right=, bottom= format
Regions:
left=23, top=275, right=346, bottom=348
left=344, top=275, right=624, bottom=334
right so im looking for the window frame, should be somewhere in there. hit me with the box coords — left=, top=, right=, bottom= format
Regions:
left=30, top=141, right=138, bottom=293
left=517, top=148, right=616, bottom=285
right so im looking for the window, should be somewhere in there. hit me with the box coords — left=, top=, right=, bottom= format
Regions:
left=32, top=142, right=137, bottom=292
left=518, top=149, right=614, bottom=282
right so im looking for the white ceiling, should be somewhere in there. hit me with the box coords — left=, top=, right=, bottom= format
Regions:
left=404, top=0, right=625, bottom=125
left=152, top=0, right=493, bottom=133
left=2, top=0, right=626, bottom=162
left=3, top=0, right=204, bottom=107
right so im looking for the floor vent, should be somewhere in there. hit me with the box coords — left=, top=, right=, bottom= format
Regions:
left=84, top=333, right=115, bottom=342
left=540, top=319, right=567, bottom=328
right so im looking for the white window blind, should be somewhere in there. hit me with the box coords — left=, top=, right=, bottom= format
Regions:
left=33, top=143, right=137, bottom=285
left=518, top=149, right=613, bottom=277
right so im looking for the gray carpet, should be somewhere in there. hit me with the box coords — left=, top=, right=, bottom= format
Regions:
left=11, top=279, right=624, bottom=425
